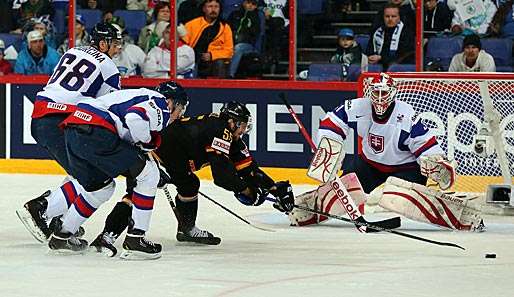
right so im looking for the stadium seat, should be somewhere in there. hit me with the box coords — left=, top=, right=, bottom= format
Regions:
left=0, top=33, right=23, bottom=52
left=355, top=35, right=369, bottom=51
left=307, top=63, right=342, bottom=81
left=366, top=64, right=383, bottom=72
left=298, top=0, right=326, bottom=15
left=495, top=66, right=513, bottom=72
left=481, top=38, right=513, bottom=66
left=387, top=64, right=416, bottom=72
left=114, top=10, right=148, bottom=42
left=76, top=9, right=102, bottom=31
left=425, top=37, right=462, bottom=69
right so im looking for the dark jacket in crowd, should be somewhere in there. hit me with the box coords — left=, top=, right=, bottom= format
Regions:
left=330, top=41, right=363, bottom=65
left=366, top=25, right=415, bottom=68
left=424, top=2, right=453, bottom=32
left=178, top=0, right=203, bottom=25
left=227, top=7, right=261, bottom=45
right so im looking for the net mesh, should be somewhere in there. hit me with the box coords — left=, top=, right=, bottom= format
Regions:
left=361, top=74, right=514, bottom=192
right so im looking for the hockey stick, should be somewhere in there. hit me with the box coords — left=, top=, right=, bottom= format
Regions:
left=295, top=204, right=464, bottom=250
left=279, top=93, right=401, bottom=233
left=265, top=196, right=400, bottom=231
left=198, top=190, right=275, bottom=232
left=162, top=185, right=181, bottom=220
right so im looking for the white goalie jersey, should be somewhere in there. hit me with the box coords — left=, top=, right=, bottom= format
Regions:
left=319, top=97, right=445, bottom=171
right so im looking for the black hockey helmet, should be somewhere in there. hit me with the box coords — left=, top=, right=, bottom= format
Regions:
left=91, top=22, right=122, bottom=48
left=220, top=101, right=252, bottom=132
left=155, top=81, right=189, bottom=114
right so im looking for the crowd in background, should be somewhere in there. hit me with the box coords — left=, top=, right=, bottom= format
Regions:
left=0, top=0, right=512, bottom=80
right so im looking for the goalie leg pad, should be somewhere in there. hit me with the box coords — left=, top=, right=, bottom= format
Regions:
left=378, top=177, right=483, bottom=231
left=288, top=173, right=367, bottom=226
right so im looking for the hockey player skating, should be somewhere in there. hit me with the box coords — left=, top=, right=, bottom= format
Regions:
left=17, top=22, right=123, bottom=243
left=89, top=101, right=295, bottom=256
left=289, top=73, right=482, bottom=231
left=46, top=81, right=189, bottom=259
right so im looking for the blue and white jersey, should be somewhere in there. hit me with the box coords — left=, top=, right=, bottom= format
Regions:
left=63, top=88, right=171, bottom=145
left=37, top=46, right=120, bottom=105
left=318, top=97, right=444, bottom=172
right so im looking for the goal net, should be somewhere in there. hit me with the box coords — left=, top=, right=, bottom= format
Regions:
left=359, top=72, right=514, bottom=193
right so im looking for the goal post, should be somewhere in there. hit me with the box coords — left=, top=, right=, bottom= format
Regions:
left=358, top=72, right=514, bottom=205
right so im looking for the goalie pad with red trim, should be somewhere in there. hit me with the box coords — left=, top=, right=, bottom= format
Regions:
left=288, top=173, right=367, bottom=226
left=419, top=155, right=457, bottom=190
left=377, top=177, right=484, bottom=231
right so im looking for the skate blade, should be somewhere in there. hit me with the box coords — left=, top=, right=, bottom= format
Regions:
left=15, top=208, right=47, bottom=244
left=88, top=245, right=117, bottom=257
left=47, top=247, right=87, bottom=256
left=119, top=249, right=161, bottom=260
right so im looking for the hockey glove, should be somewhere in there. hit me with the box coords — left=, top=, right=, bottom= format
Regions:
left=420, top=155, right=457, bottom=190
left=270, top=181, right=294, bottom=213
left=235, top=186, right=266, bottom=206
left=157, top=167, right=172, bottom=189
left=138, top=131, right=162, bottom=152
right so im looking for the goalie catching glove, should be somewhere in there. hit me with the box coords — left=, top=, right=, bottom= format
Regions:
left=420, top=155, right=457, bottom=190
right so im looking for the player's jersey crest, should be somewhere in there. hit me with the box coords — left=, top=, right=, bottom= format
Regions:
left=368, top=133, right=384, bottom=154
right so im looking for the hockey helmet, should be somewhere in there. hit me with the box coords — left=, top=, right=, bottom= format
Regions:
left=91, top=22, right=122, bottom=48
left=220, top=101, right=252, bottom=133
left=155, top=81, right=189, bottom=114
left=369, top=72, right=397, bottom=116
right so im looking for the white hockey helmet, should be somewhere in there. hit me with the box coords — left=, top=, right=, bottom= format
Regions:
left=369, top=72, right=397, bottom=116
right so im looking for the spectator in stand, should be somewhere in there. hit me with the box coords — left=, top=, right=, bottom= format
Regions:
left=78, top=0, right=127, bottom=12
left=78, top=0, right=100, bottom=9
left=262, top=0, right=289, bottom=73
left=488, top=0, right=514, bottom=39
left=14, top=30, right=60, bottom=75
left=227, top=0, right=261, bottom=78
left=0, top=1, right=14, bottom=33
left=126, top=0, right=148, bottom=10
left=178, top=0, right=203, bottom=24
left=111, top=23, right=147, bottom=77
left=58, top=15, right=91, bottom=54
left=451, top=0, right=497, bottom=35
left=371, top=0, right=415, bottom=33
left=184, top=0, right=233, bottom=78
left=330, top=28, right=365, bottom=81
left=138, top=2, right=171, bottom=53
left=424, top=0, right=453, bottom=33
left=30, top=16, right=58, bottom=49
left=143, top=24, right=195, bottom=78
left=366, top=3, right=414, bottom=70
left=0, top=40, right=13, bottom=75
left=448, top=34, right=496, bottom=72
left=12, top=0, right=54, bottom=34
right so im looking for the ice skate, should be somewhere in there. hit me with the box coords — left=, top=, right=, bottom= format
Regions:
left=49, top=216, right=86, bottom=238
left=89, top=232, right=118, bottom=257
left=48, top=230, right=88, bottom=254
left=120, top=229, right=161, bottom=260
left=16, top=190, right=51, bottom=243
left=176, top=226, right=221, bottom=245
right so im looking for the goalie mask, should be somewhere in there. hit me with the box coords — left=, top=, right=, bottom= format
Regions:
left=370, top=73, right=397, bottom=117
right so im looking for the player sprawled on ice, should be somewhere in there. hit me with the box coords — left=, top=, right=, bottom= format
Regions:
left=16, top=22, right=122, bottom=242
left=289, top=73, right=484, bottom=231
left=89, top=101, right=295, bottom=256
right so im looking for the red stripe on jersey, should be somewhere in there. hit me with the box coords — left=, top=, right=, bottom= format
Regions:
left=32, top=100, right=76, bottom=119
left=127, top=106, right=149, bottom=121
left=414, top=136, right=437, bottom=157
left=384, top=191, right=451, bottom=228
left=74, top=194, right=96, bottom=218
left=60, top=108, right=117, bottom=133
left=132, top=192, right=155, bottom=210
left=361, top=154, right=418, bottom=173
left=61, top=181, right=78, bottom=207
left=319, top=118, right=346, bottom=138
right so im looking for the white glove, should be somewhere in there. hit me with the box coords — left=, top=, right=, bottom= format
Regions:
left=177, top=23, right=187, bottom=38
left=420, top=155, right=457, bottom=190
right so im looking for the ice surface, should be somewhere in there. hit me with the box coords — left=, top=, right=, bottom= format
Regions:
left=1, top=173, right=514, bottom=297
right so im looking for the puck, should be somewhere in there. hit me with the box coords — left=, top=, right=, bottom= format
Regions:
left=485, top=253, right=496, bottom=259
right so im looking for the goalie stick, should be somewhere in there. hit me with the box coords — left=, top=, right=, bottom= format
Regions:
left=279, top=93, right=401, bottom=233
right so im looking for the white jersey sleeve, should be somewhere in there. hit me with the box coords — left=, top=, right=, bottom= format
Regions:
left=38, top=46, right=121, bottom=104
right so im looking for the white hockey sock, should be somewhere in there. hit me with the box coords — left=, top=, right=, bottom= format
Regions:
left=45, top=178, right=82, bottom=219
left=130, top=159, right=159, bottom=232
left=61, top=181, right=115, bottom=234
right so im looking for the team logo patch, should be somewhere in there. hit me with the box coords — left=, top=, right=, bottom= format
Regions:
left=47, top=102, right=67, bottom=111
left=211, top=137, right=231, bottom=155
left=368, top=133, right=384, bottom=154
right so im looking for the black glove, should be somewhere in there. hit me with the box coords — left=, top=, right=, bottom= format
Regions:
left=235, top=186, right=266, bottom=206
left=270, top=180, right=294, bottom=213
left=157, top=167, right=172, bottom=188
